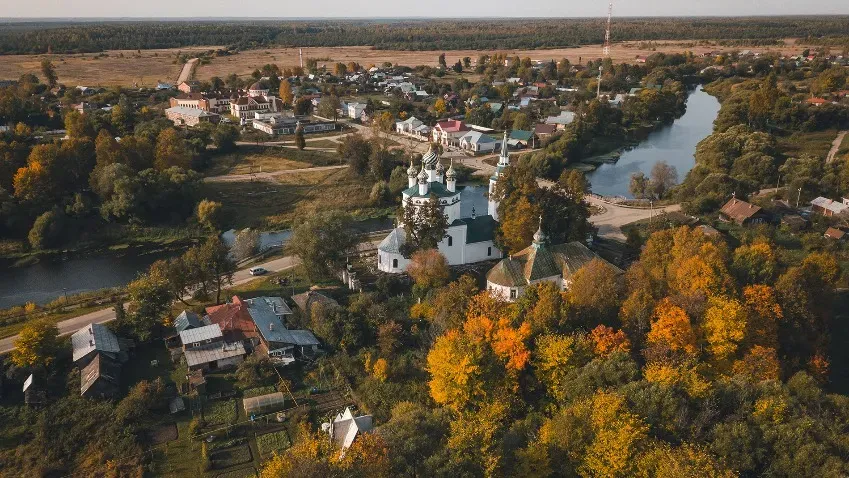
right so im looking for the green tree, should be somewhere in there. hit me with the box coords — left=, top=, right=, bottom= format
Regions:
left=28, top=209, right=64, bottom=250
left=317, top=95, right=340, bottom=122
left=125, top=266, right=171, bottom=340
left=294, top=97, right=313, bottom=116
left=40, top=59, right=58, bottom=88
left=11, top=319, right=60, bottom=369
left=212, top=123, right=239, bottom=152
left=288, top=210, right=358, bottom=279
left=338, top=134, right=372, bottom=175
left=401, top=194, right=449, bottom=253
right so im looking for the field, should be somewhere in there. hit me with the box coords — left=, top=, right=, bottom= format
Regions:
left=200, top=168, right=382, bottom=230
left=205, top=147, right=342, bottom=177
left=776, top=129, right=841, bottom=160
left=205, top=399, right=239, bottom=427
left=0, top=40, right=814, bottom=87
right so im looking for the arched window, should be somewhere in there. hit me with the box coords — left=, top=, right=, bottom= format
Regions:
left=447, top=235, right=453, bottom=247
left=392, top=258, right=398, bottom=268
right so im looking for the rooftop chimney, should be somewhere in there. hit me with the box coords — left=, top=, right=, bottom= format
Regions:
left=269, top=323, right=274, bottom=331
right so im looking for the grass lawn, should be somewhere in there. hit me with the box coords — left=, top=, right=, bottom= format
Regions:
left=204, top=400, right=239, bottom=427
left=304, top=139, right=341, bottom=149
left=200, top=168, right=382, bottom=230
left=243, top=386, right=278, bottom=398
left=150, top=420, right=205, bottom=477
left=122, top=341, right=175, bottom=392
left=214, top=466, right=258, bottom=478
left=776, top=129, right=839, bottom=159
left=256, top=430, right=291, bottom=457
left=206, top=147, right=340, bottom=177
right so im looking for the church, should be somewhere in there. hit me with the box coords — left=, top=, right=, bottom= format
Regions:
left=377, top=135, right=512, bottom=273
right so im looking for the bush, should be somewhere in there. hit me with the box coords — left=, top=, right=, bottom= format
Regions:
left=28, top=210, right=65, bottom=250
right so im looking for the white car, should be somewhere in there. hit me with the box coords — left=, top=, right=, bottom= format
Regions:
left=249, top=267, right=268, bottom=276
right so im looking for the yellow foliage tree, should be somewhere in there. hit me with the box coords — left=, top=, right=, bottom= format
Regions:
left=742, top=284, right=782, bottom=349
left=498, top=196, right=539, bottom=253
left=427, top=330, right=483, bottom=412
left=534, top=334, right=593, bottom=403
left=644, top=361, right=712, bottom=398
left=637, top=442, right=736, bottom=478
left=372, top=358, right=388, bottom=382
left=11, top=318, right=60, bottom=369
left=703, top=295, right=748, bottom=362
left=582, top=391, right=649, bottom=478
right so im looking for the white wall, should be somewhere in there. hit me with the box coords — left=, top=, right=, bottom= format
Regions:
left=378, top=250, right=408, bottom=273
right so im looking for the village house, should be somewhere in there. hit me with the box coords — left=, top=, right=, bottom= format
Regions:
left=545, top=111, right=576, bottom=129
left=485, top=220, right=617, bottom=302
left=534, top=123, right=558, bottom=139
left=458, top=130, right=500, bottom=153
left=810, top=196, right=849, bottom=217
left=432, top=119, right=470, bottom=146
left=327, top=407, right=374, bottom=450
left=806, top=97, right=830, bottom=107
left=719, top=198, right=769, bottom=226
left=71, top=323, right=127, bottom=367
left=508, top=129, right=537, bottom=149
left=395, top=116, right=431, bottom=140
left=346, top=102, right=367, bottom=119
left=80, top=354, right=121, bottom=400
left=178, top=80, right=201, bottom=93
left=180, top=323, right=247, bottom=372
left=824, top=227, right=847, bottom=241
left=164, top=106, right=220, bottom=127
left=291, top=290, right=339, bottom=318
left=243, top=296, right=321, bottom=363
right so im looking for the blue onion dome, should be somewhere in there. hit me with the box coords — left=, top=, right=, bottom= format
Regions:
left=446, top=159, right=456, bottom=179
left=421, top=144, right=439, bottom=167
left=407, top=160, right=417, bottom=177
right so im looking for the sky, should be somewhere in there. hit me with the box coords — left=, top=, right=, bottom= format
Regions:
left=3, top=0, right=848, bottom=19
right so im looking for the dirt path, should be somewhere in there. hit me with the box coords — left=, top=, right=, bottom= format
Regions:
left=203, top=164, right=348, bottom=183
left=827, top=130, right=848, bottom=163
left=176, top=58, right=199, bottom=84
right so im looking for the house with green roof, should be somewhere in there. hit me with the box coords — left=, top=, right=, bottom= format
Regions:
left=486, top=220, right=620, bottom=301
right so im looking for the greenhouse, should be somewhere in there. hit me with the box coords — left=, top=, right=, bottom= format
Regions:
left=243, top=392, right=287, bottom=415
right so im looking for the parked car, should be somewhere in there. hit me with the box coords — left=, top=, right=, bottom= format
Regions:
left=249, top=267, right=268, bottom=276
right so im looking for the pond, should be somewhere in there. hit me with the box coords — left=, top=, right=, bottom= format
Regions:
left=585, top=85, right=720, bottom=198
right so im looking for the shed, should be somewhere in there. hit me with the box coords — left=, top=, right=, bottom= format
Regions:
left=243, top=392, right=287, bottom=415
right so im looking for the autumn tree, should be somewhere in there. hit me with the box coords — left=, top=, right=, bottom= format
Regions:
left=590, top=325, right=631, bottom=357
left=195, top=199, right=223, bottom=231
left=279, top=80, right=294, bottom=106
left=154, top=128, right=192, bottom=170
left=566, top=258, right=624, bottom=326
left=533, top=333, right=593, bottom=403
left=294, top=123, right=306, bottom=150
left=11, top=319, right=60, bottom=369
left=732, top=240, right=778, bottom=285
left=497, top=195, right=539, bottom=253
left=637, top=443, right=736, bottom=478
left=646, top=298, right=697, bottom=360
left=427, top=330, right=484, bottom=412
left=124, top=266, right=171, bottom=340
left=407, top=249, right=450, bottom=290
left=703, top=295, right=748, bottom=364
left=425, top=274, right=479, bottom=336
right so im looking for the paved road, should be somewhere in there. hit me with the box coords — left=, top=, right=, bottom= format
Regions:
left=827, top=130, right=848, bottom=163
left=0, top=255, right=301, bottom=354
left=176, top=58, right=198, bottom=84
left=585, top=196, right=681, bottom=240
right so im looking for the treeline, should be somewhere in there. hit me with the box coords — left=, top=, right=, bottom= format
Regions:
left=2, top=17, right=849, bottom=54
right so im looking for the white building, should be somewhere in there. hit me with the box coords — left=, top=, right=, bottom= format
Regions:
left=485, top=221, right=619, bottom=302
left=459, top=130, right=499, bottom=153
left=395, top=116, right=431, bottom=141
left=377, top=144, right=502, bottom=273
left=230, top=82, right=283, bottom=120
left=346, top=102, right=366, bottom=119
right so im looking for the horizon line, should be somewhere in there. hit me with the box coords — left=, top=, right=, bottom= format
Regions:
left=2, top=14, right=849, bottom=21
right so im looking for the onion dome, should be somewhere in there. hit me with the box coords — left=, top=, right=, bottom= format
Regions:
left=249, top=81, right=265, bottom=91
left=421, top=144, right=439, bottom=167
left=446, top=159, right=457, bottom=179
left=532, top=216, right=547, bottom=245
left=417, top=167, right=428, bottom=184
left=435, top=161, right=445, bottom=173
left=407, top=160, right=417, bottom=177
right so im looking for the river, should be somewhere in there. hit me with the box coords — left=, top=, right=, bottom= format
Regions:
left=0, top=94, right=714, bottom=310
left=585, top=85, right=720, bottom=197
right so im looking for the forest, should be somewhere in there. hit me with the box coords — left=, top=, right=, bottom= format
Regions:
left=1, top=17, right=849, bottom=54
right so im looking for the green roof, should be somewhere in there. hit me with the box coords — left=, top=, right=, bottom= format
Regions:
left=402, top=181, right=459, bottom=199
left=451, top=215, right=498, bottom=244
left=509, top=130, right=534, bottom=141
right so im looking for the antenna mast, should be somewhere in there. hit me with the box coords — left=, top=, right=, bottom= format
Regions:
left=299, top=48, right=304, bottom=69
left=603, top=2, right=613, bottom=58
left=597, top=2, right=613, bottom=99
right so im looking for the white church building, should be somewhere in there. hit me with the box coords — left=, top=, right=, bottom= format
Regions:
left=377, top=142, right=506, bottom=273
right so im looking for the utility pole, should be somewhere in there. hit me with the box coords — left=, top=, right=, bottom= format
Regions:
left=299, top=48, right=303, bottom=69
